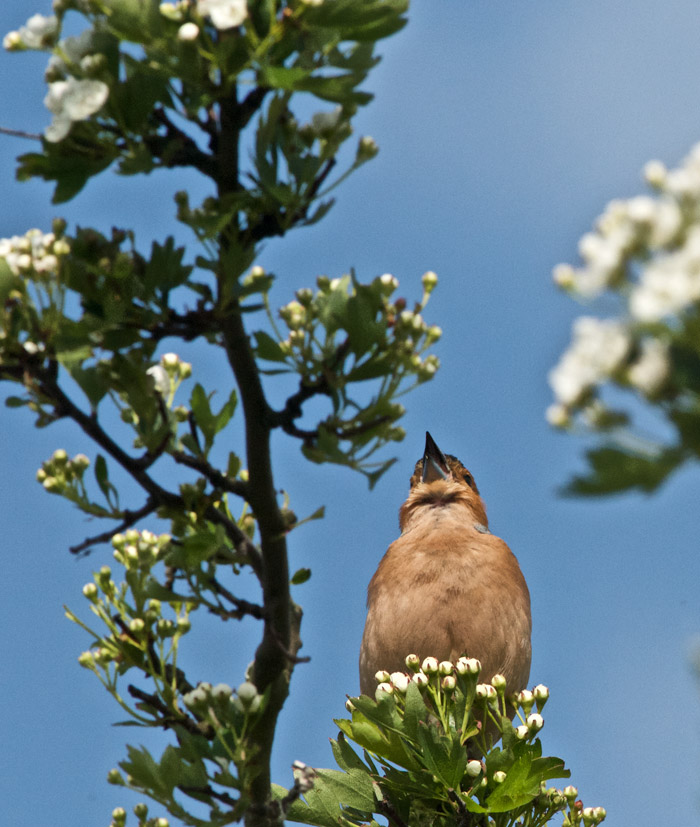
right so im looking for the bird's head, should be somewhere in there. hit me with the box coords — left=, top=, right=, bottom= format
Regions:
left=399, top=432, right=488, bottom=530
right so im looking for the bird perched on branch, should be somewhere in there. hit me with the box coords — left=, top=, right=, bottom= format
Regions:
left=359, top=432, right=531, bottom=697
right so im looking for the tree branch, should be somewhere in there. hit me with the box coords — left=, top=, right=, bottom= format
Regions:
left=69, top=498, right=158, bottom=556
left=171, top=450, right=249, bottom=498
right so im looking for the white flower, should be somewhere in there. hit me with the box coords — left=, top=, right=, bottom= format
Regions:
left=644, top=159, right=667, bottom=188
left=548, top=317, right=630, bottom=406
left=178, top=22, right=200, bottom=40
left=7, top=14, right=58, bottom=50
left=311, top=106, right=342, bottom=136
left=627, top=338, right=669, bottom=395
left=44, top=77, right=109, bottom=142
left=147, top=364, right=170, bottom=395
left=630, top=228, right=700, bottom=320
left=197, top=0, right=248, bottom=29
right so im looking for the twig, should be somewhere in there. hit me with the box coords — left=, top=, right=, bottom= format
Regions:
left=210, top=578, right=266, bottom=620
left=127, top=684, right=213, bottom=738
left=178, top=784, right=239, bottom=809
left=172, top=450, right=249, bottom=498
left=69, top=499, right=158, bottom=556
left=0, top=125, right=42, bottom=140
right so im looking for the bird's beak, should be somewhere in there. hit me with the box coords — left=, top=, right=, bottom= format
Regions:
left=422, top=431, right=450, bottom=483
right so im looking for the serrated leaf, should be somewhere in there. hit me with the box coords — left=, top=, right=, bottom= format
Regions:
left=331, top=733, right=369, bottom=774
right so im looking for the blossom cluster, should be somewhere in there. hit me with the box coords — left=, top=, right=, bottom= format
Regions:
left=354, top=654, right=605, bottom=826
left=36, top=448, right=90, bottom=495
left=547, top=143, right=700, bottom=427
left=0, top=227, right=69, bottom=278
left=4, top=13, right=111, bottom=142
left=275, top=269, right=441, bottom=383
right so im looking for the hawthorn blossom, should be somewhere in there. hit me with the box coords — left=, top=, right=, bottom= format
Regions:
left=44, top=77, right=109, bottom=142
left=548, top=317, right=630, bottom=407
left=197, top=0, right=248, bottom=29
left=3, top=14, right=58, bottom=51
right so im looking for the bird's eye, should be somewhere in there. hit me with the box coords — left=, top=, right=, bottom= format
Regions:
left=463, top=473, right=474, bottom=488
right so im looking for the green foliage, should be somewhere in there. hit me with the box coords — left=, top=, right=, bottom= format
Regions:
left=0, top=3, right=601, bottom=827
left=273, top=660, right=604, bottom=827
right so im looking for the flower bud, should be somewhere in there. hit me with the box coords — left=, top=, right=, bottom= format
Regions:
left=441, top=675, right=456, bottom=691
left=176, top=617, right=191, bottom=634
left=421, top=271, right=438, bottom=293
left=438, top=660, right=454, bottom=676
left=154, top=819, right=169, bottom=827
left=78, top=650, right=95, bottom=668
left=390, top=672, right=409, bottom=693
left=82, top=582, right=98, bottom=600
left=491, top=673, right=507, bottom=692
left=412, top=671, right=429, bottom=688
left=375, top=682, right=393, bottom=699
left=357, top=135, right=379, bottom=162
left=404, top=653, right=420, bottom=671
left=237, top=681, right=258, bottom=707
left=533, top=684, right=550, bottom=709
left=421, top=656, right=438, bottom=674
left=178, top=21, right=199, bottom=40
left=374, top=669, right=391, bottom=684
left=111, top=807, right=126, bottom=825
left=107, top=768, right=124, bottom=785
left=517, top=689, right=535, bottom=714
left=133, top=803, right=148, bottom=818
left=72, top=453, right=90, bottom=472
left=515, top=724, right=529, bottom=740
left=156, top=618, right=174, bottom=637
left=457, top=657, right=481, bottom=676
left=378, top=273, right=399, bottom=295
left=563, top=786, right=578, bottom=801
left=526, top=712, right=544, bottom=732
left=129, top=618, right=145, bottom=633
left=345, top=699, right=355, bottom=712
left=493, top=771, right=506, bottom=784
left=211, top=683, right=233, bottom=702
left=466, top=760, right=483, bottom=778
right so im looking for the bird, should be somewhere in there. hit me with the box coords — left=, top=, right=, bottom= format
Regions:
left=359, top=432, right=531, bottom=699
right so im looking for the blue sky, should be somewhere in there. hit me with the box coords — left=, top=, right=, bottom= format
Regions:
left=2, top=1, right=700, bottom=825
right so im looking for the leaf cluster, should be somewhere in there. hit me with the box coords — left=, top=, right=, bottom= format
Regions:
left=275, top=662, right=604, bottom=827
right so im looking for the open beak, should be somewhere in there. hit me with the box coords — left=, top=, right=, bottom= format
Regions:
left=422, top=431, right=450, bottom=483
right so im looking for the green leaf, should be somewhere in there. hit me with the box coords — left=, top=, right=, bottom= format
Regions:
left=17, top=132, right=116, bottom=203
left=331, top=733, right=369, bottom=774
left=284, top=768, right=375, bottom=825
left=303, top=0, right=409, bottom=42
left=253, top=330, right=288, bottom=363
left=291, top=567, right=311, bottom=585
left=5, top=396, right=28, bottom=408
left=563, top=445, right=684, bottom=496
left=94, top=454, right=119, bottom=509
left=415, top=724, right=467, bottom=789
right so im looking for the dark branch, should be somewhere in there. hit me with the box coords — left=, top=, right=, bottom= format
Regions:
left=210, top=578, right=266, bottom=620
left=142, top=108, right=218, bottom=179
left=172, top=450, right=249, bottom=498
left=0, top=125, right=42, bottom=140
left=69, top=499, right=158, bottom=556
left=127, top=684, right=213, bottom=738
left=179, top=784, right=240, bottom=809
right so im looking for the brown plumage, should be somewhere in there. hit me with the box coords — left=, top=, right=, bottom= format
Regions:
left=359, top=432, right=531, bottom=698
